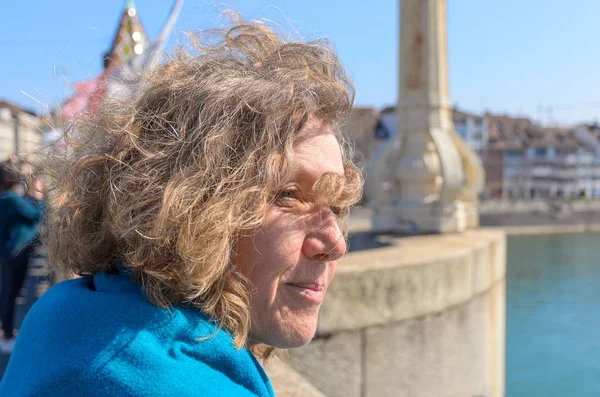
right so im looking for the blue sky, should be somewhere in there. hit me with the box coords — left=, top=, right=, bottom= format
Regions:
left=1, top=0, right=599, bottom=125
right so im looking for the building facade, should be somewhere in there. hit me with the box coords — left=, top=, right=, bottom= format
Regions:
left=356, top=106, right=600, bottom=201
left=0, top=100, right=43, bottom=162
left=453, top=109, right=488, bottom=152
left=484, top=115, right=600, bottom=199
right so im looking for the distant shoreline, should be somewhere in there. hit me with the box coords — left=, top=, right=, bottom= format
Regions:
left=491, top=223, right=600, bottom=236
left=349, top=207, right=600, bottom=236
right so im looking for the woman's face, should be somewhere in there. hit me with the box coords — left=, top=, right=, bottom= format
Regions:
left=234, top=117, right=347, bottom=349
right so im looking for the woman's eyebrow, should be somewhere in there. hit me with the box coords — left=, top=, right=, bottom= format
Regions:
left=293, top=161, right=344, bottom=183
left=308, top=172, right=347, bottom=201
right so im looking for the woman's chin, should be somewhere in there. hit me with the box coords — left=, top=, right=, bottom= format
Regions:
left=280, top=330, right=317, bottom=348
left=271, top=331, right=317, bottom=349
left=252, top=316, right=319, bottom=349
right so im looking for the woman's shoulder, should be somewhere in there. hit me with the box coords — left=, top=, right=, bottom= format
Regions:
left=13, top=274, right=219, bottom=353
left=0, top=274, right=274, bottom=396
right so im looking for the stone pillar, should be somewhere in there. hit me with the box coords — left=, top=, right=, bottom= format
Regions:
left=369, top=0, right=483, bottom=233
left=449, top=129, right=484, bottom=227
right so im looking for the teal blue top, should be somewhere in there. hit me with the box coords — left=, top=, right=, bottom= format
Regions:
left=0, top=190, right=44, bottom=257
left=0, top=272, right=275, bottom=397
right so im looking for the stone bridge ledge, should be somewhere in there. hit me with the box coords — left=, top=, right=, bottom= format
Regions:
left=285, top=229, right=506, bottom=397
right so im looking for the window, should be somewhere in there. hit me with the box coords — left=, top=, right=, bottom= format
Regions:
left=534, top=147, right=547, bottom=157
left=374, top=124, right=390, bottom=139
left=455, top=125, right=467, bottom=138
left=454, top=116, right=466, bottom=126
left=505, top=150, right=522, bottom=158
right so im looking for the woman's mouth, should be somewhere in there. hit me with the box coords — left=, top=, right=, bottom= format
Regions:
left=286, top=282, right=326, bottom=304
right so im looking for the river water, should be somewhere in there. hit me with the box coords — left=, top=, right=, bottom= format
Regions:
left=506, top=233, right=600, bottom=396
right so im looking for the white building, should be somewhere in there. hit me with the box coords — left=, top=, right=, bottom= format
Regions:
left=0, top=100, right=44, bottom=162
left=487, top=118, right=600, bottom=200
left=452, top=109, right=489, bottom=152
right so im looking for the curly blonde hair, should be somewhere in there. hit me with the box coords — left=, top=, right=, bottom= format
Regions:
left=46, top=20, right=362, bottom=351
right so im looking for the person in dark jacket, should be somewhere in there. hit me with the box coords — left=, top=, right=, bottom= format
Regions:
left=0, top=161, right=44, bottom=353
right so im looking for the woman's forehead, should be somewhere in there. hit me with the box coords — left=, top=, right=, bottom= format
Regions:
left=293, top=116, right=333, bottom=144
left=291, top=125, right=344, bottom=183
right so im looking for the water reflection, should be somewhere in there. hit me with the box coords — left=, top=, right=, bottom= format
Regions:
left=506, top=233, right=600, bottom=397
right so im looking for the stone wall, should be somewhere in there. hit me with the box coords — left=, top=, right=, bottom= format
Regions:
left=284, top=229, right=506, bottom=397
left=263, top=359, right=325, bottom=397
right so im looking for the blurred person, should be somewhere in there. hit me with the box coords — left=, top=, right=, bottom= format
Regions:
left=0, top=162, right=44, bottom=354
left=0, top=18, right=361, bottom=396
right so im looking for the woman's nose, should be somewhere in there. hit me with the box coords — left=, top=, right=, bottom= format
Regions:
left=301, top=208, right=347, bottom=262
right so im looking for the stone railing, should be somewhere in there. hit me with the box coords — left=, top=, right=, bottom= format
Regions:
left=263, top=359, right=325, bottom=397
left=280, top=229, right=506, bottom=397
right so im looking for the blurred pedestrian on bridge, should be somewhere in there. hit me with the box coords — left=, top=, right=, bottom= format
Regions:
left=0, top=161, right=44, bottom=354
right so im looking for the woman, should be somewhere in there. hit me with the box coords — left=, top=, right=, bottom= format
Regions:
left=0, top=20, right=361, bottom=396
left=0, top=161, right=44, bottom=354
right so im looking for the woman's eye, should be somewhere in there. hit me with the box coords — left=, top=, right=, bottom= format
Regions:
left=330, top=206, right=342, bottom=216
left=276, top=189, right=298, bottom=201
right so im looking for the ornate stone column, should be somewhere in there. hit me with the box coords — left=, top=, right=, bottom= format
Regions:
left=450, top=129, right=484, bottom=228
left=369, top=0, right=483, bottom=233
